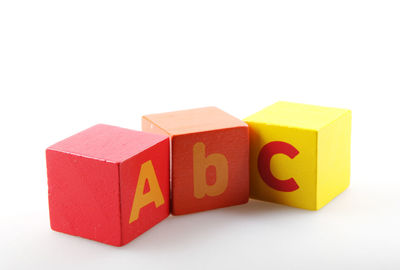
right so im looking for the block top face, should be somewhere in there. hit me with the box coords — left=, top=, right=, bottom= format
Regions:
left=143, top=106, right=247, bottom=135
left=47, top=124, right=168, bottom=163
left=244, top=101, right=351, bottom=131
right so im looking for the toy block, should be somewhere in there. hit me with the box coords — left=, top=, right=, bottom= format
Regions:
left=142, top=107, right=249, bottom=215
left=46, top=124, right=170, bottom=246
left=244, top=101, right=351, bottom=210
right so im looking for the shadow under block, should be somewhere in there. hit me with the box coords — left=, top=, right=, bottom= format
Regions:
left=142, top=107, right=249, bottom=215
left=46, top=124, right=170, bottom=246
left=244, top=101, right=351, bottom=210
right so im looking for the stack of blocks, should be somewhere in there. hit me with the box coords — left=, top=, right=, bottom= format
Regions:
left=46, top=102, right=351, bottom=246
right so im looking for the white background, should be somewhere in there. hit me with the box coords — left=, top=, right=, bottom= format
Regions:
left=1, top=0, right=399, bottom=269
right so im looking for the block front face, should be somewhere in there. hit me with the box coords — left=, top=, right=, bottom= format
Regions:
left=119, top=139, right=170, bottom=245
left=46, top=150, right=122, bottom=246
left=317, top=111, right=351, bottom=209
left=172, top=127, right=249, bottom=215
left=246, top=122, right=318, bottom=210
left=142, top=107, right=249, bottom=215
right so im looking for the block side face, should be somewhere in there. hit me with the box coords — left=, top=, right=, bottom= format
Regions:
left=246, top=122, right=317, bottom=210
left=143, top=107, right=247, bottom=135
left=316, top=111, right=351, bottom=209
left=119, top=138, right=170, bottom=245
left=245, top=102, right=350, bottom=131
left=46, top=149, right=122, bottom=246
left=48, top=124, right=168, bottom=163
left=171, top=126, right=249, bottom=215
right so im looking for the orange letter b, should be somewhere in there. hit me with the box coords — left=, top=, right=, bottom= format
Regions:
left=193, top=142, right=229, bottom=199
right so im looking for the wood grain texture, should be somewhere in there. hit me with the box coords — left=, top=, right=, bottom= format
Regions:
left=142, top=107, right=249, bottom=215
left=46, top=124, right=170, bottom=246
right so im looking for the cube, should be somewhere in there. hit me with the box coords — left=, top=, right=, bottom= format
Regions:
left=46, top=124, right=170, bottom=246
left=244, top=101, right=351, bottom=210
left=142, top=107, right=249, bottom=215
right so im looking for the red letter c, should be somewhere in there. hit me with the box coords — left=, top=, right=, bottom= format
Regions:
left=257, top=141, right=299, bottom=192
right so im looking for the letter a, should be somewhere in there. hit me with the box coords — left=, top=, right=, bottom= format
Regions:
left=129, top=160, right=165, bottom=223
left=193, top=142, right=228, bottom=199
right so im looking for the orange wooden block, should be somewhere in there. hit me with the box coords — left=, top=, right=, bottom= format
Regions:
left=142, top=107, right=249, bottom=215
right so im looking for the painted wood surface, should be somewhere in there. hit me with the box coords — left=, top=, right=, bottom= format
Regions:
left=46, top=124, right=170, bottom=246
left=142, top=107, right=249, bottom=215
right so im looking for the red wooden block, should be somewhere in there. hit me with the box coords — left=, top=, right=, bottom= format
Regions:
left=46, top=124, right=170, bottom=246
left=142, top=107, right=249, bottom=215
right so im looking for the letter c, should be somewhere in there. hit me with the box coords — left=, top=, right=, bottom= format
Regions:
left=257, top=141, right=299, bottom=192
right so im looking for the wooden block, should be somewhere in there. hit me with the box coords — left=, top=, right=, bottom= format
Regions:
left=46, top=124, right=170, bottom=246
left=244, top=101, right=351, bottom=210
left=142, top=107, right=249, bottom=215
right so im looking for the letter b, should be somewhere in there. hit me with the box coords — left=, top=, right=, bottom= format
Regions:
left=193, top=142, right=228, bottom=199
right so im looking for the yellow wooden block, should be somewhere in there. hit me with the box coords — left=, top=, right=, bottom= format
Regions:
left=244, top=101, right=351, bottom=210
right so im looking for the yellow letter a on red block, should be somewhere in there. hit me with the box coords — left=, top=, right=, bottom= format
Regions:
left=129, top=160, right=165, bottom=223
